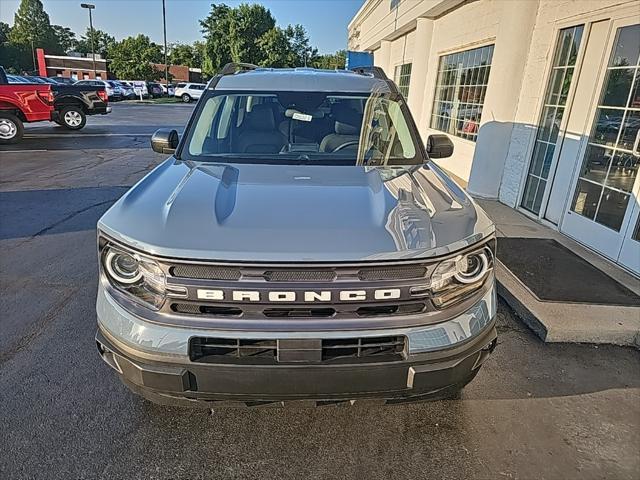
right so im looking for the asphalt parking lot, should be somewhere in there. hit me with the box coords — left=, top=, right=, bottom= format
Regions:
left=0, top=103, right=639, bottom=480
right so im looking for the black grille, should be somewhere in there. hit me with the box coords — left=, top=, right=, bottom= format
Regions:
left=190, top=338, right=277, bottom=363
left=322, top=336, right=405, bottom=362
left=263, top=308, right=336, bottom=318
left=171, top=303, right=426, bottom=319
left=170, top=265, right=241, bottom=280
left=189, top=336, right=406, bottom=364
left=356, top=303, right=426, bottom=317
left=358, top=266, right=427, bottom=281
left=169, top=263, right=430, bottom=282
left=172, top=303, right=242, bottom=317
left=264, top=270, right=337, bottom=282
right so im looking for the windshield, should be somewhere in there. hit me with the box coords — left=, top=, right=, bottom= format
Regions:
left=182, top=91, right=422, bottom=166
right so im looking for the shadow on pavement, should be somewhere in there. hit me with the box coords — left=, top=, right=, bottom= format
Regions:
left=0, top=186, right=129, bottom=240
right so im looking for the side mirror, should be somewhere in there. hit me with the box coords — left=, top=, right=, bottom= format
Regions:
left=151, top=128, right=179, bottom=154
left=426, top=134, right=454, bottom=159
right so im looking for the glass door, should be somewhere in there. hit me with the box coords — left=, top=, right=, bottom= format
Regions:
left=562, top=21, right=640, bottom=274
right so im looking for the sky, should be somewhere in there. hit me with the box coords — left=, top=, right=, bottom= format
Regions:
left=0, top=0, right=363, bottom=54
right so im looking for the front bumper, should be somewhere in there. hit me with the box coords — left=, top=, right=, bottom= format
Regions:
left=96, top=286, right=497, bottom=405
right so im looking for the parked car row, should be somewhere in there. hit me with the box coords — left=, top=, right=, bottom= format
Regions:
left=7, top=73, right=181, bottom=102
left=0, top=66, right=111, bottom=143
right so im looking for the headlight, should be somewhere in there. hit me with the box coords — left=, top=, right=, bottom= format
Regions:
left=430, top=244, right=494, bottom=308
left=101, top=244, right=166, bottom=309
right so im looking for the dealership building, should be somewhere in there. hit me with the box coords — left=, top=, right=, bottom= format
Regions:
left=349, top=0, right=639, bottom=275
left=35, top=49, right=202, bottom=84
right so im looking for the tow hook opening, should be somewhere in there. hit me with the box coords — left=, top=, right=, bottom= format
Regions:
left=472, top=338, right=497, bottom=370
left=96, top=340, right=123, bottom=374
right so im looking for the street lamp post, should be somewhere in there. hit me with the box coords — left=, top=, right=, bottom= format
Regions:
left=80, top=3, right=97, bottom=78
left=162, top=0, right=168, bottom=88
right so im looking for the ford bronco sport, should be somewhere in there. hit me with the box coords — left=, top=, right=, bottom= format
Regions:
left=95, top=63, right=497, bottom=406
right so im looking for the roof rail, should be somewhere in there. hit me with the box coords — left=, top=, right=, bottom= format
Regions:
left=207, top=62, right=259, bottom=90
left=219, top=62, right=259, bottom=76
left=349, top=66, right=388, bottom=81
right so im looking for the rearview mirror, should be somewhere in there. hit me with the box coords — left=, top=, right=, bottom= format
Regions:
left=426, top=134, right=454, bottom=159
left=151, top=128, right=179, bottom=154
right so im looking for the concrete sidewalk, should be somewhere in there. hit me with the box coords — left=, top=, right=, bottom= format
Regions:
left=477, top=200, right=640, bottom=347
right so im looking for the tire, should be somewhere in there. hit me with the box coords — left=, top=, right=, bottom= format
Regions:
left=181, top=93, right=191, bottom=103
left=0, top=113, right=24, bottom=144
left=60, top=105, right=86, bottom=130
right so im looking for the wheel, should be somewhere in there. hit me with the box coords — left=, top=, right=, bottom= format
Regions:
left=60, top=106, right=86, bottom=130
left=0, top=113, right=24, bottom=144
left=181, top=93, right=191, bottom=103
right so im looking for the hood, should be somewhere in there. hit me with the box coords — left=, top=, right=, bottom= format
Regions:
left=98, top=159, right=493, bottom=262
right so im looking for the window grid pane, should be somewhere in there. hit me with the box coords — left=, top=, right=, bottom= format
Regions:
left=394, top=63, right=412, bottom=99
left=570, top=24, right=640, bottom=231
left=522, top=25, right=584, bottom=214
left=430, top=45, right=494, bottom=142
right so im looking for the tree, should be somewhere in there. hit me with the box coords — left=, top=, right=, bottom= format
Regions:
left=52, top=25, right=77, bottom=53
left=0, top=22, right=10, bottom=44
left=108, top=35, right=164, bottom=80
left=169, top=42, right=203, bottom=68
left=75, top=28, right=115, bottom=58
left=8, top=0, right=61, bottom=54
left=201, top=3, right=276, bottom=73
left=285, top=25, right=315, bottom=66
left=228, top=3, right=275, bottom=64
left=200, top=3, right=233, bottom=74
left=0, top=22, right=31, bottom=74
left=257, top=27, right=293, bottom=68
left=311, top=50, right=346, bottom=70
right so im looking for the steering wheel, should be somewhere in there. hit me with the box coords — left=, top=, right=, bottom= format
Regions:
left=332, top=140, right=360, bottom=152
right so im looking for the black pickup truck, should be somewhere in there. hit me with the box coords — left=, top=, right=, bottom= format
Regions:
left=49, top=80, right=111, bottom=130
left=1, top=67, right=111, bottom=130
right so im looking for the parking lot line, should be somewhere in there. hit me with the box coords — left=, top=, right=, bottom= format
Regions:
left=23, top=133, right=157, bottom=138
left=1, top=149, right=48, bottom=153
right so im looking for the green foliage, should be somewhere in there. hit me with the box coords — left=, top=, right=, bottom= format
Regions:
left=169, top=42, right=203, bottom=68
left=8, top=0, right=61, bottom=54
left=200, top=3, right=234, bottom=75
left=108, top=35, right=164, bottom=81
left=284, top=25, right=316, bottom=66
left=311, top=50, right=347, bottom=70
left=75, top=28, right=115, bottom=58
left=200, top=3, right=321, bottom=73
left=0, top=22, right=10, bottom=44
left=228, top=3, right=275, bottom=63
left=257, top=27, right=292, bottom=67
left=0, top=0, right=342, bottom=77
left=52, top=25, right=77, bottom=53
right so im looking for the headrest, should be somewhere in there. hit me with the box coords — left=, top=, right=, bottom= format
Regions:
left=332, top=104, right=361, bottom=136
left=335, top=121, right=359, bottom=135
left=246, top=104, right=276, bottom=131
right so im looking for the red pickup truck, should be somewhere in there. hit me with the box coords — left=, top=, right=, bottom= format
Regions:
left=0, top=67, right=54, bottom=144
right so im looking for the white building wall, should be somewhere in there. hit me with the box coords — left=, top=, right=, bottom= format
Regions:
left=349, top=0, right=638, bottom=197
left=498, top=0, right=633, bottom=208
left=418, top=0, right=502, bottom=182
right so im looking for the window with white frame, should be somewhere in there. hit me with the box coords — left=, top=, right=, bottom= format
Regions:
left=521, top=25, right=584, bottom=214
left=430, top=45, right=494, bottom=141
left=394, top=63, right=412, bottom=99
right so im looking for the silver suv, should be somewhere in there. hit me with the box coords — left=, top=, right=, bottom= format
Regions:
left=95, top=64, right=497, bottom=406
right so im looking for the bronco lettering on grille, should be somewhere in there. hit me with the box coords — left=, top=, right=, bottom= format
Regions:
left=196, top=288, right=401, bottom=303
